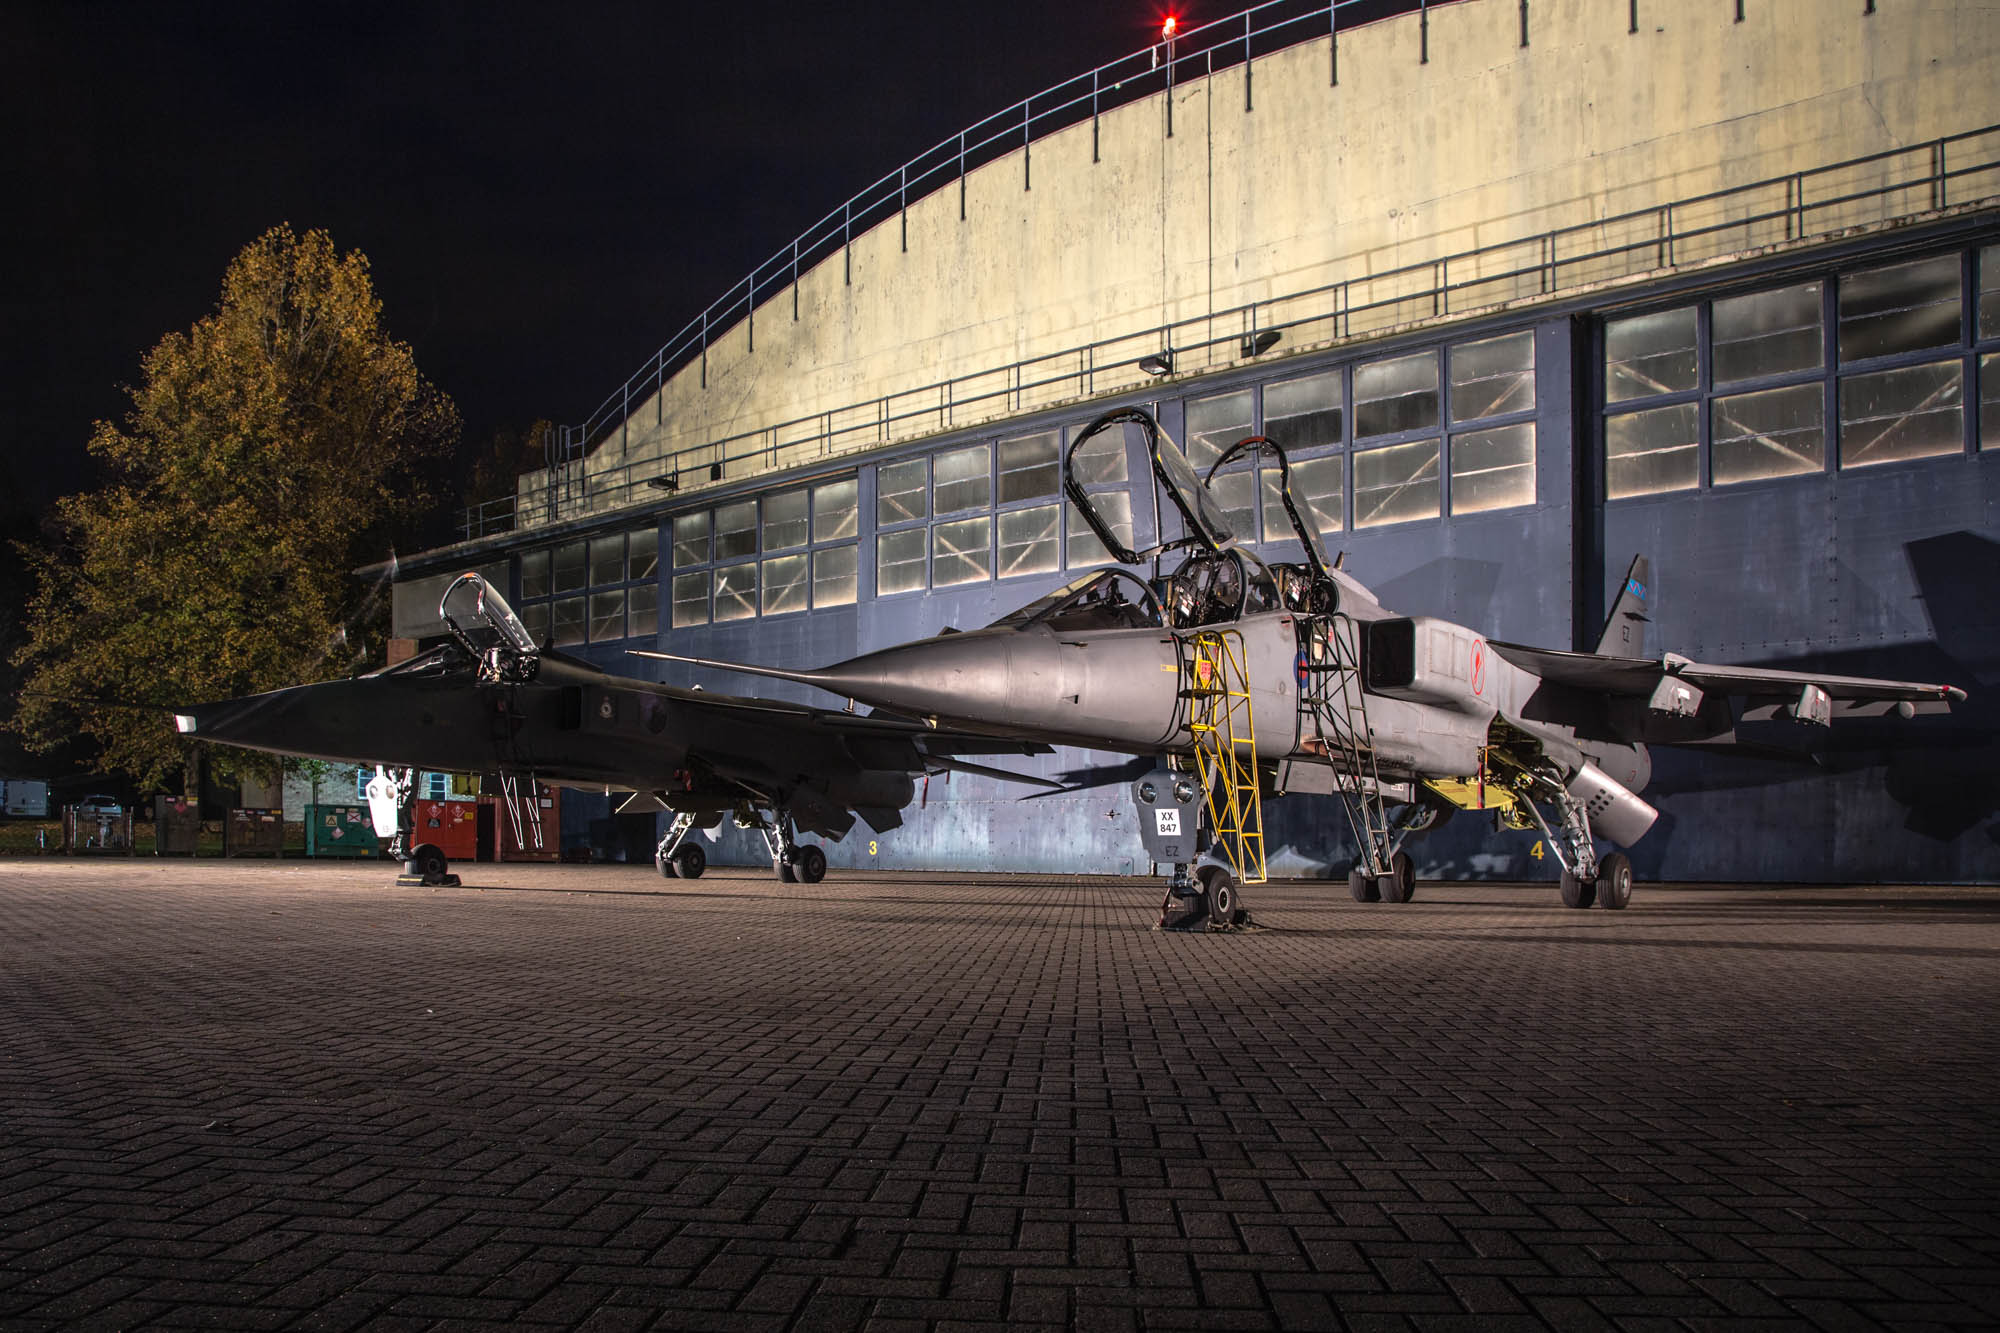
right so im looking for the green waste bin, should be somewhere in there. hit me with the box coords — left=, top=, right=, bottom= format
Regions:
left=305, top=804, right=379, bottom=858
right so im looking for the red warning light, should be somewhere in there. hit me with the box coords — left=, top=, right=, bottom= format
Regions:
left=1161, top=14, right=1178, bottom=40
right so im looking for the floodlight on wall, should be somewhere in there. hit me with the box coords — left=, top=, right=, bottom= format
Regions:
left=645, top=472, right=680, bottom=492
left=1241, top=329, right=1282, bottom=358
left=1138, top=351, right=1175, bottom=377
left=709, top=462, right=723, bottom=481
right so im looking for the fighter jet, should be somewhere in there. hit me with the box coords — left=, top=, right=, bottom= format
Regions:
left=638, top=407, right=1965, bottom=923
left=175, top=572, right=1054, bottom=884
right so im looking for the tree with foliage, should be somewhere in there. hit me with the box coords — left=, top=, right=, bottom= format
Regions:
left=12, top=224, right=460, bottom=795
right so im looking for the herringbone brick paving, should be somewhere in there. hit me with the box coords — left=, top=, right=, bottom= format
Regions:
left=0, top=860, right=1994, bottom=1330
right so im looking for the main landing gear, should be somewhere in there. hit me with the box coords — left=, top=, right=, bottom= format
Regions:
left=652, top=805, right=828, bottom=883
left=653, top=812, right=708, bottom=880
left=742, top=804, right=827, bottom=883
left=1524, top=785, right=1634, bottom=911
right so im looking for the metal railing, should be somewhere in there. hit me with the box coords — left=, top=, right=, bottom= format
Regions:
left=463, top=0, right=1462, bottom=539
left=459, top=19, right=1998, bottom=540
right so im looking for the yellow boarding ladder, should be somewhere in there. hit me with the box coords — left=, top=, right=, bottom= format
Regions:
left=1188, top=630, right=1267, bottom=885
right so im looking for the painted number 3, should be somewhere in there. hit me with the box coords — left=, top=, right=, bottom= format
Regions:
left=869, top=841, right=878, bottom=856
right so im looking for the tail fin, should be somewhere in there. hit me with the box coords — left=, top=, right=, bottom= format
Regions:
left=1595, top=555, right=1652, bottom=658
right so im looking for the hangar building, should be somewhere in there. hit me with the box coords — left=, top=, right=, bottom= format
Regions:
left=391, top=0, right=2000, bottom=881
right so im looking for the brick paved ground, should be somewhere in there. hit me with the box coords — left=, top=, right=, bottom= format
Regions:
left=1, top=860, right=1996, bottom=1331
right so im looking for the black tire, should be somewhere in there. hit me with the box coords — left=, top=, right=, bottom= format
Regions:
left=792, top=844, right=827, bottom=884
left=1198, top=865, right=1240, bottom=926
left=672, top=843, right=706, bottom=880
left=1559, top=869, right=1596, bottom=909
left=1348, top=866, right=1380, bottom=903
left=1596, top=852, right=1633, bottom=910
left=655, top=848, right=679, bottom=878
left=1381, top=851, right=1416, bottom=904
left=775, top=856, right=797, bottom=883
left=413, top=844, right=447, bottom=881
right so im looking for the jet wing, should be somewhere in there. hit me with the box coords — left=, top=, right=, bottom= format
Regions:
left=1488, top=641, right=1965, bottom=715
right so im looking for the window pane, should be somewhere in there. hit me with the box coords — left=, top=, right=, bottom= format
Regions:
left=999, top=431, right=1060, bottom=502
left=763, top=489, right=808, bottom=551
left=813, top=544, right=858, bottom=607
left=1840, top=360, right=1964, bottom=468
left=1451, top=423, right=1536, bottom=514
left=1712, top=384, right=1825, bottom=485
left=1605, top=403, right=1699, bottom=498
left=519, top=600, right=550, bottom=644
left=714, top=564, right=758, bottom=622
left=1449, top=331, right=1535, bottom=422
left=552, top=541, right=586, bottom=594
left=1605, top=306, right=1697, bottom=403
left=933, top=516, right=992, bottom=586
left=715, top=501, right=757, bottom=559
left=1264, top=370, right=1343, bottom=452
left=762, top=553, right=809, bottom=615
left=1352, top=439, right=1441, bottom=527
left=1983, top=353, right=2000, bottom=449
left=518, top=549, right=550, bottom=600
left=672, top=512, right=710, bottom=568
left=1355, top=351, right=1440, bottom=439
left=877, top=527, right=927, bottom=594
left=588, top=589, right=625, bottom=642
left=1981, top=245, right=2000, bottom=341
left=551, top=595, right=585, bottom=646
left=588, top=534, right=625, bottom=586
left=628, top=583, right=659, bottom=639
left=933, top=444, right=991, bottom=514
left=1839, top=254, right=1960, bottom=362
left=1067, top=491, right=1132, bottom=566
left=813, top=479, right=858, bottom=541
left=1068, top=419, right=1131, bottom=486
left=997, top=504, right=1060, bottom=578
left=1186, top=389, right=1253, bottom=470
left=671, top=571, right=710, bottom=627
left=1713, top=281, right=1823, bottom=386
left=1262, top=455, right=1343, bottom=541
left=628, top=528, right=659, bottom=581
left=878, top=458, right=928, bottom=525
left=1208, top=469, right=1255, bottom=540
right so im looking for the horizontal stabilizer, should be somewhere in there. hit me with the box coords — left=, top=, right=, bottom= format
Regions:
left=1490, top=640, right=1965, bottom=709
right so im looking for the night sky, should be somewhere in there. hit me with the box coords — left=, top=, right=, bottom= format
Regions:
left=5, top=0, right=1194, bottom=515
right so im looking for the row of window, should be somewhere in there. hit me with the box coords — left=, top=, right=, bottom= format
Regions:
left=501, top=237, right=1996, bottom=638
left=514, top=526, right=660, bottom=647
left=1181, top=328, right=1541, bottom=539
left=1602, top=244, right=2000, bottom=498
left=669, top=477, right=861, bottom=627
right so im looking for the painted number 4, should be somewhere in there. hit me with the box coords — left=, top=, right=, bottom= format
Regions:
left=1155, top=809, right=1181, bottom=837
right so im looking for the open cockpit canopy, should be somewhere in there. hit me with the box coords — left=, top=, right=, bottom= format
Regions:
left=439, top=572, right=541, bottom=681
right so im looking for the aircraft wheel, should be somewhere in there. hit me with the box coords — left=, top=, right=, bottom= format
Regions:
left=775, top=856, right=797, bottom=883
left=791, top=844, right=827, bottom=884
left=1348, top=867, right=1380, bottom=903
left=1559, top=869, right=1597, bottom=909
left=672, top=844, right=706, bottom=880
left=1595, top=852, right=1632, bottom=910
left=655, top=848, right=679, bottom=879
left=1380, top=851, right=1416, bottom=904
left=413, top=843, right=448, bottom=882
left=1197, top=864, right=1243, bottom=926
